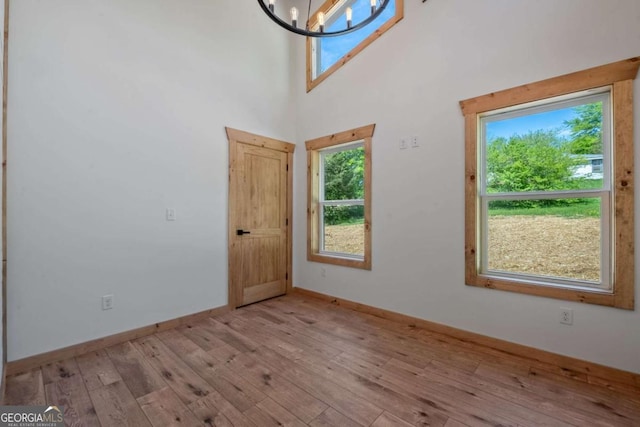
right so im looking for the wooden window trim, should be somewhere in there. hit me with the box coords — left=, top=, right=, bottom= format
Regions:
left=459, top=57, right=640, bottom=310
left=306, top=124, right=374, bottom=270
left=306, top=0, right=403, bottom=93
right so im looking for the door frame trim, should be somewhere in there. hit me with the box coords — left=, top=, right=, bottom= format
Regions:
left=226, top=127, right=295, bottom=309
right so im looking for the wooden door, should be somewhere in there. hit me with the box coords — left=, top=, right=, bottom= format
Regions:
left=227, top=128, right=294, bottom=308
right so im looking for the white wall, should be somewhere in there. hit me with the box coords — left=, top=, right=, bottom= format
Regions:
left=292, top=0, right=640, bottom=373
left=6, top=0, right=295, bottom=360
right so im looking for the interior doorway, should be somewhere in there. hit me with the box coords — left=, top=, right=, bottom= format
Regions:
left=226, top=128, right=294, bottom=308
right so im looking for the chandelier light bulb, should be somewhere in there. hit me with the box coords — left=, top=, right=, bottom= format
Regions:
left=257, top=0, right=390, bottom=37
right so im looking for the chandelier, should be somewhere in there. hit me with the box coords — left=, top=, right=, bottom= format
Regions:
left=257, top=0, right=390, bottom=38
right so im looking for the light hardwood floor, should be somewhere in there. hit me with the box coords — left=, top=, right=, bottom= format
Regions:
left=5, top=294, right=640, bottom=426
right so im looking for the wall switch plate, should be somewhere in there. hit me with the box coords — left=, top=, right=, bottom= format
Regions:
left=102, top=294, right=114, bottom=310
left=560, top=308, right=573, bottom=325
left=166, top=208, right=176, bottom=221
left=399, top=139, right=408, bottom=150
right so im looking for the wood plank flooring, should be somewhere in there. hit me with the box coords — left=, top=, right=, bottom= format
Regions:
left=5, top=294, right=640, bottom=426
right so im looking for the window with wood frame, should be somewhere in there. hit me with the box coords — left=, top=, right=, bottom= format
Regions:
left=306, top=124, right=373, bottom=269
left=306, top=0, right=403, bottom=92
left=459, top=57, right=639, bottom=309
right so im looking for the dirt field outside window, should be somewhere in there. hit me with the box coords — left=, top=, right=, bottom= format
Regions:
left=325, top=216, right=600, bottom=281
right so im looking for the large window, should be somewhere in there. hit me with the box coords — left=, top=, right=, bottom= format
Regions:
left=306, top=0, right=403, bottom=92
left=481, top=91, right=610, bottom=288
left=460, top=58, right=639, bottom=309
left=306, top=124, right=373, bottom=269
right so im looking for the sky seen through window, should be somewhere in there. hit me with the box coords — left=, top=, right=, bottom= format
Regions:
left=318, top=0, right=396, bottom=73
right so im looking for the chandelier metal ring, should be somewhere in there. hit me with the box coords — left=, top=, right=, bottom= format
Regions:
left=257, top=0, right=390, bottom=38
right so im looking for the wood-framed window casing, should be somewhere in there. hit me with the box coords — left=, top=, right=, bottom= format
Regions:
left=459, top=57, right=640, bottom=310
left=306, top=124, right=373, bottom=270
left=306, top=0, right=403, bottom=93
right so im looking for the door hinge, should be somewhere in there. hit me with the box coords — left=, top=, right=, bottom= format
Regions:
left=286, top=273, right=288, bottom=280
left=286, top=218, right=288, bottom=226
left=286, top=164, right=289, bottom=171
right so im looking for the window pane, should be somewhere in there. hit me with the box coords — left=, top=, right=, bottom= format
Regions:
left=484, top=101, right=604, bottom=193
left=323, top=205, right=364, bottom=256
left=316, top=0, right=396, bottom=75
left=323, top=146, right=364, bottom=201
left=487, top=198, right=601, bottom=283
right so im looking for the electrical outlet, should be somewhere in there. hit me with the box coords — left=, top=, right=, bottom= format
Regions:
left=560, top=308, right=573, bottom=325
left=102, top=294, right=114, bottom=310
left=399, top=139, right=408, bottom=150
left=411, top=136, right=419, bottom=148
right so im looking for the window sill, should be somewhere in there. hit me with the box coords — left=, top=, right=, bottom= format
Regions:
left=308, top=252, right=371, bottom=270
left=466, top=273, right=630, bottom=309
left=482, top=270, right=609, bottom=293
